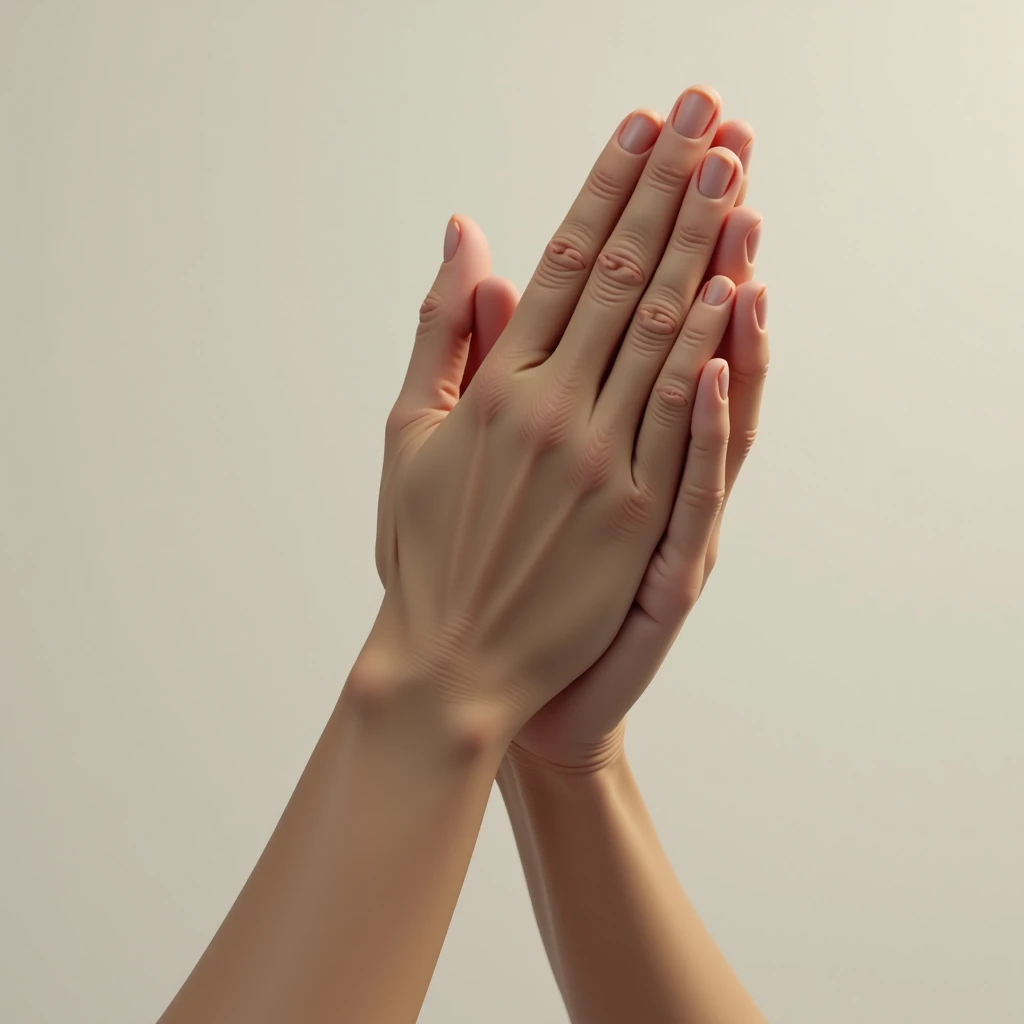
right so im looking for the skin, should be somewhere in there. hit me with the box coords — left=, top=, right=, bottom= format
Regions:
left=159, top=84, right=766, bottom=1024
left=459, top=100, right=768, bottom=770
left=405, top=85, right=771, bottom=1022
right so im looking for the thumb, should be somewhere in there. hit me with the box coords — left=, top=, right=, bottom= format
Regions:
left=395, top=214, right=492, bottom=421
left=461, top=276, right=520, bottom=394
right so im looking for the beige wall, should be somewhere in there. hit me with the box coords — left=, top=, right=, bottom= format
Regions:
left=2, top=2, right=1022, bottom=1021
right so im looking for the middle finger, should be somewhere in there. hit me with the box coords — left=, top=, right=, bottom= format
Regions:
left=544, top=85, right=722, bottom=390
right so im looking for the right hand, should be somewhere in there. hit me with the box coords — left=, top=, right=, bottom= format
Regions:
left=369, top=87, right=744, bottom=744
left=455, top=120, right=768, bottom=769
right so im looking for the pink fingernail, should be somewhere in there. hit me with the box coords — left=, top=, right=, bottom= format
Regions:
left=746, top=220, right=762, bottom=262
left=718, top=363, right=730, bottom=400
left=443, top=217, right=461, bottom=262
left=672, top=88, right=716, bottom=139
left=698, top=151, right=737, bottom=198
left=755, top=286, right=768, bottom=329
left=738, top=138, right=754, bottom=172
left=703, top=276, right=734, bottom=306
left=619, top=112, right=660, bottom=154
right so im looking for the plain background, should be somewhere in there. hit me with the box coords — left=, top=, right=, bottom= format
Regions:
left=2, top=1, right=1022, bottom=1021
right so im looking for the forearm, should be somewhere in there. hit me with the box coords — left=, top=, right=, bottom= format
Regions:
left=160, top=654, right=503, bottom=1024
left=498, top=745, right=765, bottom=1024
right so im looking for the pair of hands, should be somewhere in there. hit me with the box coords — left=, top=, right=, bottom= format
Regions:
left=371, top=85, right=770, bottom=770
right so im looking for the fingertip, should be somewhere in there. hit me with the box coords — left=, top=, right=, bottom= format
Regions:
left=475, top=275, right=520, bottom=309
left=685, top=84, right=723, bottom=121
left=697, top=146, right=743, bottom=199
left=711, top=120, right=753, bottom=204
left=463, top=277, right=521, bottom=394
left=442, top=214, right=492, bottom=276
left=618, top=108, right=664, bottom=154
left=700, top=357, right=728, bottom=402
left=722, top=282, right=770, bottom=380
left=474, top=276, right=520, bottom=343
left=733, top=280, right=768, bottom=331
left=702, top=274, right=735, bottom=307
left=442, top=215, right=461, bottom=263
left=706, top=207, right=761, bottom=283
left=754, top=284, right=768, bottom=330
left=745, top=216, right=763, bottom=265
left=692, top=358, right=728, bottom=415
left=713, top=118, right=754, bottom=165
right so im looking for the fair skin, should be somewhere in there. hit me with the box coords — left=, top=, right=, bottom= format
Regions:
left=427, top=87, right=769, bottom=1023
left=158, top=84, right=767, bottom=1024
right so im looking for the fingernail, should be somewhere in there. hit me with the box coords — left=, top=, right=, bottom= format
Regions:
left=738, top=138, right=754, bottom=172
left=703, top=276, right=733, bottom=306
left=698, top=151, right=736, bottom=198
left=755, top=286, right=768, bottom=329
left=619, top=112, right=660, bottom=154
left=443, top=217, right=461, bottom=262
left=718, top=363, right=730, bottom=400
left=746, top=220, right=762, bottom=262
left=672, top=88, right=716, bottom=139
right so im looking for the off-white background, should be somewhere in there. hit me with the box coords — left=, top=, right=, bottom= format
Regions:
left=2, top=1, right=1022, bottom=1022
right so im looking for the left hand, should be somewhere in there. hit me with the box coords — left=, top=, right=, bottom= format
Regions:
left=378, top=120, right=769, bottom=771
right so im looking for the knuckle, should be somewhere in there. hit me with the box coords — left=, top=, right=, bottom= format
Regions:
left=585, top=165, right=631, bottom=202
left=417, top=289, right=444, bottom=331
left=518, top=379, right=576, bottom=453
left=649, top=548, right=702, bottom=614
left=568, top=426, right=617, bottom=493
left=691, top=409, right=731, bottom=447
left=738, top=426, right=759, bottom=459
left=732, top=358, right=770, bottom=386
left=596, top=246, right=647, bottom=284
left=669, top=576, right=702, bottom=615
left=676, top=317, right=714, bottom=353
left=679, top=477, right=726, bottom=515
left=668, top=221, right=714, bottom=257
left=644, top=158, right=692, bottom=197
left=589, top=248, right=649, bottom=307
left=590, top=227, right=651, bottom=292
left=533, top=232, right=592, bottom=289
left=469, top=355, right=515, bottom=425
left=607, top=483, right=656, bottom=539
left=648, top=374, right=694, bottom=427
left=630, top=298, right=684, bottom=356
left=687, top=437, right=720, bottom=460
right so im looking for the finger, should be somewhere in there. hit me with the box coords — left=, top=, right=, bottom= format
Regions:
left=547, top=89, right=724, bottom=386
left=712, top=118, right=754, bottom=204
left=703, top=281, right=768, bottom=580
left=379, top=215, right=494, bottom=581
left=638, top=356, right=730, bottom=618
left=631, top=277, right=734, bottom=491
left=546, top=358, right=731, bottom=733
left=592, top=143, right=741, bottom=440
left=705, top=206, right=762, bottom=287
left=495, top=107, right=663, bottom=366
left=460, top=276, right=519, bottom=394
left=589, top=148, right=742, bottom=430
left=391, top=214, right=492, bottom=427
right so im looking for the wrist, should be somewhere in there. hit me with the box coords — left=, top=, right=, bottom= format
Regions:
left=502, top=718, right=628, bottom=781
left=500, top=741, right=640, bottom=857
left=502, top=733, right=629, bottom=794
left=341, top=626, right=510, bottom=774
